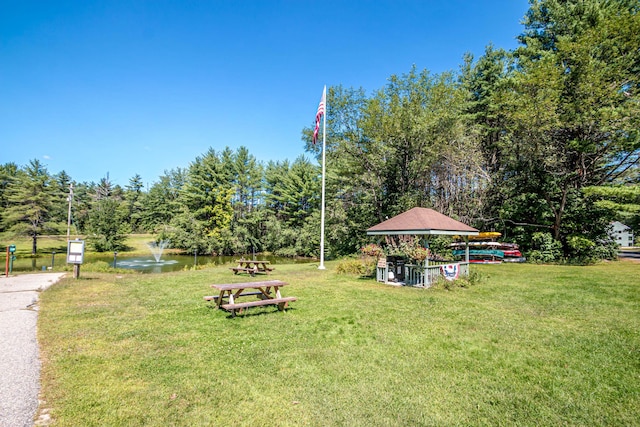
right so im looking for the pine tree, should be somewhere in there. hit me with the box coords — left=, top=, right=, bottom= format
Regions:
left=2, top=159, right=57, bottom=254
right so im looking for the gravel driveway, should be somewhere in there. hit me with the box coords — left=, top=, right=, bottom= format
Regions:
left=0, top=273, right=66, bottom=427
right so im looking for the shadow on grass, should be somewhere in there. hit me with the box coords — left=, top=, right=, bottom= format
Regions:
left=204, top=303, right=297, bottom=319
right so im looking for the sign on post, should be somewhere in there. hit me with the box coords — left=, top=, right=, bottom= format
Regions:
left=67, top=240, right=85, bottom=264
left=67, top=240, right=85, bottom=278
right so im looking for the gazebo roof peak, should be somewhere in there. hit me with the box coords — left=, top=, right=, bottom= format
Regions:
left=366, top=207, right=479, bottom=236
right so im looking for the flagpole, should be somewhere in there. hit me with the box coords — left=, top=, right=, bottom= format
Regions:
left=318, top=85, right=327, bottom=270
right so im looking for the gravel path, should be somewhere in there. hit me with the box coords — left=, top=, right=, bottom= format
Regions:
left=0, top=273, right=66, bottom=427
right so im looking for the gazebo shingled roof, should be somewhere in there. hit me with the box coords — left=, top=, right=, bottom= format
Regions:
left=366, top=207, right=479, bottom=236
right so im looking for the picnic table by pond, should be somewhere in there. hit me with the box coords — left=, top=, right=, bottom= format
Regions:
left=229, top=259, right=274, bottom=276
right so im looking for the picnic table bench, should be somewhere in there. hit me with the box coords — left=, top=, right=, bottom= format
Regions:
left=229, top=259, right=274, bottom=276
left=204, top=280, right=296, bottom=317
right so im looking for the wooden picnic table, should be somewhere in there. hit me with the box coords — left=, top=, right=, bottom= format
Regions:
left=229, top=259, right=274, bottom=276
left=204, top=280, right=296, bottom=317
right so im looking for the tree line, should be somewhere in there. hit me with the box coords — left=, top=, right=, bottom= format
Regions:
left=1, top=0, right=638, bottom=262
left=0, top=148, right=322, bottom=257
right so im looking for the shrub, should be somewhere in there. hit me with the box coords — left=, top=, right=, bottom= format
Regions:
left=526, top=232, right=562, bottom=263
left=429, top=270, right=484, bottom=290
left=565, top=235, right=619, bottom=265
left=565, top=235, right=597, bottom=264
left=336, top=257, right=376, bottom=276
left=592, top=239, right=619, bottom=261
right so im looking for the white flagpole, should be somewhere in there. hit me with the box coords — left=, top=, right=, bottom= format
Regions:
left=318, top=85, right=327, bottom=270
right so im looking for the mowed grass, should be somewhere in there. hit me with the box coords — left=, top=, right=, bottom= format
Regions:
left=37, top=261, right=640, bottom=426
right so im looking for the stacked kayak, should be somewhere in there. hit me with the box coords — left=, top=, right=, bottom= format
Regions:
left=496, top=242, right=526, bottom=262
left=451, top=232, right=526, bottom=264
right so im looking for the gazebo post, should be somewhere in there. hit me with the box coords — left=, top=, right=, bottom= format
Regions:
left=423, top=238, right=429, bottom=287
left=465, top=236, right=470, bottom=264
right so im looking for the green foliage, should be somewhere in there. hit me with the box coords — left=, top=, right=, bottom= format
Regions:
left=264, top=156, right=320, bottom=228
left=527, top=232, right=563, bottom=263
left=261, top=157, right=323, bottom=258
left=180, top=148, right=234, bottom=244
left=565, top=235, right=620, bottom=265
left=231, top=146, right=263, bottom=218
left=294, top=211, right=322, bottom=257
left=585, top=184, right=640, bottom=231
left=592, top=239, right=619, bottom=261
left=467, top=0, right=640, bottom=259
left=1, top=159, right=59, bottom=254
left=335, top=257, right=376, bottom=276
left=427, top=236, right=454, bottom=259
left=138, top=169, right=186, bottom=232
left=0, top=162, right=19, bottom=213
left=166, top=211, right=208, bottom=254
left=311, top=69, right=486, bottom=233
left=86, top=197, right=130, bottom=252
left=124, top=174, right=145, bottom=233
left=381, top=236, right=452, bottom=263
left=565, top=235, right=597, bottom=264
left=430, top=269, right=484, bottom=290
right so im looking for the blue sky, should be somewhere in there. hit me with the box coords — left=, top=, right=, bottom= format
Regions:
left=1, top=1, right=529, bottom=187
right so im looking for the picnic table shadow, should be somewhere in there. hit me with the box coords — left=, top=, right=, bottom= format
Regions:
left=204, top=302, right=297, bottom=318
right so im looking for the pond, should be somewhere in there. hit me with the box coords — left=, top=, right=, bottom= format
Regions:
left=5, top=253, right=315, bottom=274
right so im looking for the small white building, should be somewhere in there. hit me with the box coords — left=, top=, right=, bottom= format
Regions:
left=610, top=221, right=634, bottom=247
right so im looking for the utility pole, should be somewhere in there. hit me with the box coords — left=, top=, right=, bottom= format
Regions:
left=67, top=184, right=73, bottom=241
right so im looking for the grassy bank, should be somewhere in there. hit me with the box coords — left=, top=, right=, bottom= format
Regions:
left=37, top=261, right=640, bottom=426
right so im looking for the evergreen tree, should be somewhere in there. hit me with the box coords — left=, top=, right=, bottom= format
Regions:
left=0, top=163, right=20, bottom=223
left=86, top=197, right=130, bottom=251
left=139, top=169, right=186, bottom=232
left=1, top=159, right=57, bottom=254
left=125, top=174, right=145, bottom=232
left=85, top=175, right=129, bottom=251
left=49, top=171, right=74, bottom=227
left=173, top=148, right=234, bottom=254
left=262, top=157, right=322, bottom=257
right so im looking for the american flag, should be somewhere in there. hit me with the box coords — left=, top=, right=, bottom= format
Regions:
left=313, top=86, right=326, bottom=144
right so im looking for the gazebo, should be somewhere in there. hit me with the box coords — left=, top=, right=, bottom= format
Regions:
left=366, top=207, right=479, bottom=287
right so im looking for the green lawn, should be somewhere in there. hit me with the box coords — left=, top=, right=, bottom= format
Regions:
left=37, top=261, right=640, bottom=426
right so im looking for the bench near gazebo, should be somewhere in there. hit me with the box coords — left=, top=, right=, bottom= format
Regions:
left=366, top=207, right=479, bottom=287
